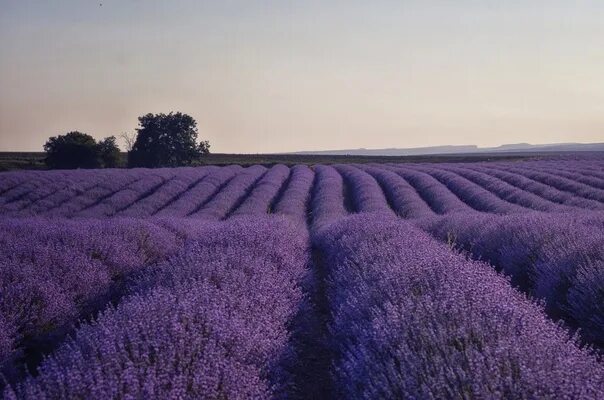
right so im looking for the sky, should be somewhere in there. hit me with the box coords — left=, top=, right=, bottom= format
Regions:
left=0, top=1, right=603, bottom=153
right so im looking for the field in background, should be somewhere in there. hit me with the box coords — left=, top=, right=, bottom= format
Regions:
left=0, top=150, right=580, bottom=171
left=1, top=157, right=604, bottom=398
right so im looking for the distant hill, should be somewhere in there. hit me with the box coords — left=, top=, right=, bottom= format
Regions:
left=293, top=142, right=604, bottom=156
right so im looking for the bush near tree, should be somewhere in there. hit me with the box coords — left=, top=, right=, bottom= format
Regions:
left=43, top=132, right=121, bottom=169
left=128, top=112, right=210, bottom=168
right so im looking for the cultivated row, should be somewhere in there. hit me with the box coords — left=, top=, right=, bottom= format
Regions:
left=2, top=160, right=604, bottom=219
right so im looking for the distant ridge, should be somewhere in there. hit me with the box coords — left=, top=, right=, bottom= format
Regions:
left=292, top=142, right=604, bottom=156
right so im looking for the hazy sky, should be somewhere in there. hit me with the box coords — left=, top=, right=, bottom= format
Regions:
left=1, top=1, right=603, bottom=152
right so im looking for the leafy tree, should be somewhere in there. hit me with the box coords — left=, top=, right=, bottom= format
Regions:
left=128, top=112, right=210, bottom=168
left=98, top=136, right=121, bottom=168
left=44, top=131, right=102, bottom=169
left=43, top=132, right=121, bottom=169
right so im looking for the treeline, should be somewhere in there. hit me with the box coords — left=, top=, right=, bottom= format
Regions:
left=43, top=112, right=210, bottom=170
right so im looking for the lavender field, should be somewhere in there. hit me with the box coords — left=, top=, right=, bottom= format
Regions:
left=1, top=159, right=604, bottom=399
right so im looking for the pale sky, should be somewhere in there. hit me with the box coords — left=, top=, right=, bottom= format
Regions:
left=1, top=1, right=603, bottom=152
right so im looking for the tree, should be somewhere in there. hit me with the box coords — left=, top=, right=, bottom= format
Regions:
left=128, top=112, right=210, bottom=168
left=43, top=131, right=121, bottom=169
left=98, top=136, right=121, bottom=168
left=119, top=131, right=136, bottom=152
left=44, top=131, right=102, bottom=169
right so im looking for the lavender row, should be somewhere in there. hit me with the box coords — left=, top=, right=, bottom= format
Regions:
left=333, top=165, right=393, bottom=214
left=310, top=165, right=348, bottom=231
left=0, top=169, right=155, bottom=216
left=75, top=169, right=178, bottom=217
left=272, top=165, right=314, bottom=224
left=488, top=161, right=604, bottom=190
left=0, top=172, right=91, bottom=213
left=7, top=216, right=309, bottom=399
left=229, top=164, right=290, bottom=217
left=0, top=218, right=188, bottom=381
left=410, top=165, right=527, bottom=214
left=115, top=167, right=213, bottom=217
left=2, top=160, right=604, bottom=218
left=192, top=165, right=266, bottom=219
left=466, top=164, right=604, bottom=210
left=36, top=174, right=144, bottom=217
left=530, top=165, right=604, bottom=190
left=492, top=164, right=604, bottom=203
left=422, top=211, right=604, bottom=348
left=435, top=164, right=572, bottom=212
left=316, top=214, right=604, bottom=399
left=377, top=162, right=604, bottom=213
left=155, top=165, right=242, bottom=216
left=359, top=165, right=434, bottom=218
left=383, top=166, right=473, bottom=214
left=0, top=167, right=239, bottom=218
left=0, top=171, right=65, bottom=206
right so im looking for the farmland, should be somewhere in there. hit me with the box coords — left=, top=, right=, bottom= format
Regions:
left=1, top=158, right=604, bottom=399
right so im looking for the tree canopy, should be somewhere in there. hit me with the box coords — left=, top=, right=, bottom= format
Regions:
left=128, top=112, right=210, bottom=168
left=44, top=132, right=121, bottom=169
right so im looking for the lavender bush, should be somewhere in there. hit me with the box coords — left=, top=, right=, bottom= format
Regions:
left=192, top=165, right=267, bottom=219
left=229, top=164, right=290, bottom=217
left=1, top=158, right=604, bottom=398
left=272, top=165, right=314, bottom=224
left=317, top=214, right=604, bottom=399
left=437, top=164, right=571, bottom=212
left=155, top=165, right=241, bottom=217
left=116, top=167, right=211, bottom=217
left=0, top=218, right=182, bottom=380
left=411, top=165, right=527, bottom=214
left=333, top=165, right=393, bottom=214
left=384, top=166, right=474, bottom=214
left=6, top=217, right=309, bottom=399
left=471, top=164, right=604, bottom=210
left=360, top=165, right=435, bottom=218
left=310, top=165, right=348, bottom=230
left=423, top=211, right=604, bottom=348
left=494, top=164, right=604, bottom=203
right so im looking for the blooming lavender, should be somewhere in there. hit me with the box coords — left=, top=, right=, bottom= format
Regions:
left=116, top=167, right=211, bottom=217
left=384, top=166, right=474, bottom=214
left=359, top=165, right=435, bottom=218
left=75, top=169, right=177, bottom=217
left=333, top=165, right=393, bottom=214
left=192, top=165, right=267, bottom=219
left=438, top=164, right=571, bottom=212
left=40, top=171, right=145, bottom=217
left=471, top=164, right=604, bottom=210
left=0, top=218, right=182, bottom=380
left=310, top=165, right=348, bottom=231
left=1, top=158, right=604, bottom=398
left=155, top=165, right=241, bottom=217
left=412, top=165, right=528, bottom=214
left=494, top=163, right=604, bottom=203
left=7, top=216, right=309, bottom=400
left=423, top=211, right=604, bottom=348
left=229, top=164, right=290, bottom=217
left=528, top=163, right=604, bottom=190
left=272, top=164, right=314, bottom=224
left=318, top=214, right=604, bottom=399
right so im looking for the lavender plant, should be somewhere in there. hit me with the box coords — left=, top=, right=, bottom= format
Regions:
left=359, top=165, right=435, bottom=218
left=6, top=216, right=309, bottom=399
left=318, top=214, right=604, bottom=399
left=192, top=165, right=267, bottom=219
left=272, top=164, right=314, bottom=224
left=333, top=165, right=393, bottom=214
left=229, top=164, right=290, bottom=217
left=310, top=165, right=348, bottom=231
left=423, top=211, right=604, bottom=348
